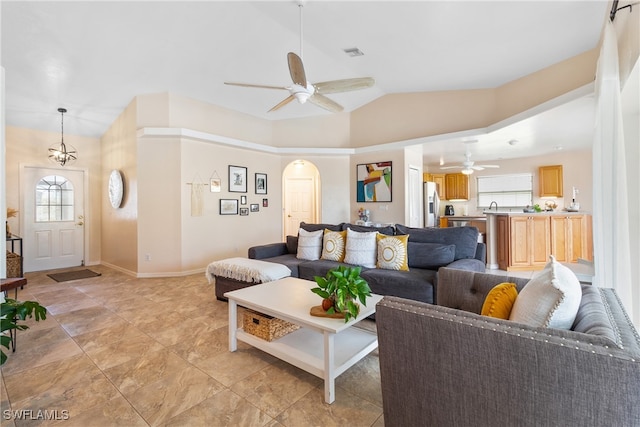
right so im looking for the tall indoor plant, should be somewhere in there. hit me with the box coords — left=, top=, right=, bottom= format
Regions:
left=311, top=266, right=372, bottom=322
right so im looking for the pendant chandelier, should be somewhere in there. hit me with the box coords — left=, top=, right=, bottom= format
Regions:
left=48, top=108, right=77, bottom=166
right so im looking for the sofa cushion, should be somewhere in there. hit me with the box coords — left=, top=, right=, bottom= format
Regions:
left=376, top=234, right=409, bottom=271
left=407, top=242, right=456, bottom=269
left=572, top=285, right=620, bottom=347
left=481, top=282, right=518, bottom=319
left=344, top=228, right=378, bottom=268
left=296, top=228, right=323, bottom=261
left=395, top=224, right=478, bottom=260
left=362, top=268, right=437, bottom=304
left=342, top=223, right=395, bottom=236
left=321, top=229, right=346, bottom=262
left=300, top=222, right=343, bottom=232
left=510, top=255, right=582, bottom=329
left=259, top=254, right=303, bottom=278
left=286, top=235, right=298, bottom=254
left=297, top=259, right=363, bottom=281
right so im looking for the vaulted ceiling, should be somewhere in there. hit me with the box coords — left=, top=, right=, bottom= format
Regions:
left=2, top=1, right=610, bottom=165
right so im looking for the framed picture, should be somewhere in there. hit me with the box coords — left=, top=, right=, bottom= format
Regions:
left=255, top=173, right=267, bottom=194
left=210, top=178, right=221, bottom=193
left=357, top=161, right=392, bottom=202
left=228, top=165, right=247, bottom=193
left=239, top=207, right=249, bottom=216
left=220, top=199, right=238, bottom=215
left=240, top=195, right=247, bottom=205
left=250, top=203, right=259, bottom=212
left=262, top=198, right=268, bottom=207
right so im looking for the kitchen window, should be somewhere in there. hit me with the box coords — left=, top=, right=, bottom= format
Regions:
left=477, top=174, right=533, bottom=208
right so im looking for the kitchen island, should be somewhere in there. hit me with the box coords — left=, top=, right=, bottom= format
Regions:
left=485, top=211, right=593, bottom=271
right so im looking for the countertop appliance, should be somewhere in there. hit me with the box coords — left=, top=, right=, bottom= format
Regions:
left=444, top=205, right=455, bottom=216
left=424, top=182, right=440, bottom=227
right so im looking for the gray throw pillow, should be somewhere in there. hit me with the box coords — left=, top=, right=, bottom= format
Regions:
left=407, top=242, right=456, bottom=269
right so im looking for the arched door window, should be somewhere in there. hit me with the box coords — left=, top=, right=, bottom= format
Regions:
left=35, top=175, right=74, bottom=222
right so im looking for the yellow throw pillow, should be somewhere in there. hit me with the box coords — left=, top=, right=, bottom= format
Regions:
left=481, top=282, right=519, bottom=319
left=321, top=229, right=347, bottom=262
left=376, top=234, right=409, bottom=271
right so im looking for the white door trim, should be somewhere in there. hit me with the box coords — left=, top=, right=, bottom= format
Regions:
left=20, top=163, right=90, bottom=271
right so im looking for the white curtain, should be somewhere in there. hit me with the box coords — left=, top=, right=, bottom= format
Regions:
left=592, top=21, right=633, bottom=317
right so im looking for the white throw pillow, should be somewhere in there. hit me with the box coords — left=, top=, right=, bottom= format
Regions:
left=296, top=228, right=323, bottom=261
left=344, top=228, right=378, bottom=268
left=509, top=255, right=582, bottom=329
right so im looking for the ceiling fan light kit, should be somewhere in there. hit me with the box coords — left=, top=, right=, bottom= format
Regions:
left=440, top=142, right=499, bottom=174
left=224, top=2, right=374, bottom=113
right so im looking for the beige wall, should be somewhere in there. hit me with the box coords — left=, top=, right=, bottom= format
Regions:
left=100, top=100, right=139, bottom=273
left=5, top=126, right=102, bottom=267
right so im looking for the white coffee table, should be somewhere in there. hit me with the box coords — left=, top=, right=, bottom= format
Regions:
left=225, top=276, right=383, bottom=404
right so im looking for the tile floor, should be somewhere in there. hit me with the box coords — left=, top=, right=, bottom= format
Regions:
left=1, top=266, right=384, bottom=427
left=1, top=265, right=537, bottom=426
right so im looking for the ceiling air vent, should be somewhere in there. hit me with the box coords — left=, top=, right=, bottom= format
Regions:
left=343, top=47, right=364, bottom=57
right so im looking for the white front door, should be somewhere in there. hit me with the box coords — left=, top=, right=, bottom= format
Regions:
left=284, top=177, right=315, bottom=237
left=22, top=166, right=85, bottom=272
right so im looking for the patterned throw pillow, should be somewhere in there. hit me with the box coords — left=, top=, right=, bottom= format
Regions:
left=481, top=282, right=518, bottom=319
left=509, top=255, right=582, bottom=329
left=343, top=228, right=378, bottom=268
left=296, top=228, right=323, bottom=261
left=376, top=234, right=409, bottom=271
left=321, top=229, right=347, bottom=262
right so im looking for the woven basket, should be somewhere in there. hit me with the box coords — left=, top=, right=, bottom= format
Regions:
left=6, top=251, right=21, bottom=278
left=243, top=309, right=299, bottom=342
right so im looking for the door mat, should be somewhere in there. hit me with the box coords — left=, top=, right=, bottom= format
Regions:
left=47, top=269, right=102, bottom=283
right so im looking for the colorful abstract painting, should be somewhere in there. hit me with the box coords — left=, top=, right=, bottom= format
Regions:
left=357, top=162, right=392, bottom=202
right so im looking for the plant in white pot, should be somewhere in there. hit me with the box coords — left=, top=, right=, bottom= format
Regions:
left=311, top=266, right=372, bottom=322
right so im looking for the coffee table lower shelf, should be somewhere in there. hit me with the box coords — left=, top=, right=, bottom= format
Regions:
left=236, top=326, right=378, bottom=380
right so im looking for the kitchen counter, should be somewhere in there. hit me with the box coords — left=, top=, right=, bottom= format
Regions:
left=483, top=211, right=589, bottom=216
left=442, top=215, right=486, bottom=221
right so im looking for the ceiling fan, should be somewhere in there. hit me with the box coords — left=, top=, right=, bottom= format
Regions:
left=440, top=142, right=499, bottom=175
left=224, top=2, right=374, bottom=113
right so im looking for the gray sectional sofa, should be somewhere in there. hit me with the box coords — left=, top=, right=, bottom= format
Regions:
left=247, top=222, right=486, bottom=305
left=376, top=267, right=640, bottom=426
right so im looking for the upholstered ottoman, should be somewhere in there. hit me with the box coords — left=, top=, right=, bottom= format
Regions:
left=206, top=257, right=291, bottom=301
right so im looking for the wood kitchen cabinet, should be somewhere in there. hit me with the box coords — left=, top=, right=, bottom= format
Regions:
left=497, top=213, right=593, bottom=271
left=445, top=173, right=469, bottom=201
left=539, top=165, right=563, bottom=197
left=550, top=214, right=593, bottom=262
left=424, top=173, right=445, bottom=197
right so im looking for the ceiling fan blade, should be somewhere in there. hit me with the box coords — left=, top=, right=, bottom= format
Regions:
left=440, top=166, right=463, bottom=170
left=314, top=77, right=375, bottom=94
left=224, top=82, right=288, bottom=90
left=478, top=165, right=500, bottom=168
left=308, top=94, right=343, bottom=113
left=268, top=95, right=296, bottom=112
left=287, top=52, right=307, bottom=86
left=471, top=166, right=485, bottom=171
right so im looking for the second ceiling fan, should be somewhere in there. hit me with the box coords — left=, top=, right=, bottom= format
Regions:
left=224, top=2, right=374, bottom=113
left=440, top=142, right=500, bottom=175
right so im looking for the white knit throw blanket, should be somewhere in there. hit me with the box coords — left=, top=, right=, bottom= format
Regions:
left=206, top=257, right=291, bottom=284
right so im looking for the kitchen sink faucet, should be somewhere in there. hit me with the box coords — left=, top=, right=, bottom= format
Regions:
left=489, top=201, right=498, bottom=211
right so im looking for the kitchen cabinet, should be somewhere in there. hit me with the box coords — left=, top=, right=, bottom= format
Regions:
left=496, top=213, right=593, bottom=271
left=424, top=173, right=445, bottom=197
left=539, top=165, right=563, bottom=197
left=550, top=214, right=593, bottom=262
left=445, top=173, right=469, bottom=201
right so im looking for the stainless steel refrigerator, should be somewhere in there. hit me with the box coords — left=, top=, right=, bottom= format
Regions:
left=424, top=182, right=440, bottom=227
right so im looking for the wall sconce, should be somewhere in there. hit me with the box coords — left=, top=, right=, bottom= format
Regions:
left=48, top=108, right=77, bottom=166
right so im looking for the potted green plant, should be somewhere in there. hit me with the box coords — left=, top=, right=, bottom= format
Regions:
left=1, top=298, right=47, bottom=365
left=311, top=266, right=372, bottom=322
